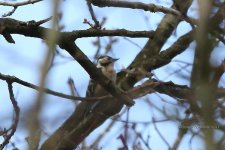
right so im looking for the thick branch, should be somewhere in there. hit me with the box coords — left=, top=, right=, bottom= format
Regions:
left=151, top=30, right=194, bottom=69
left=118, top=0, right=193, bottom=89
left=0, top=18, right=154, bottom=43
left=209, top=3, right=225, bottom=29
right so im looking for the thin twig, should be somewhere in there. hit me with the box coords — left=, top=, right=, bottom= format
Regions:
left=34, top=16, right=52, bottom=26
left=131, top=125, right=151, bottom=150
left=152, top=117, right=171, bottom=149
left=124, top=108, right=130, bottom=144
left=0, top=0, right=43, bottom=6
left=90, top=114, right=121, bottom=148
left=86, top=0, right=100, bottom=29
left=0, top=72, right=87, bottom=101
left=118, top=134, right=128, bottom=150
left=2, top=6, right=17, bottom=17
left=93, top=37, right=102, bottom=59
left=0, top=82, right=20, bottom=150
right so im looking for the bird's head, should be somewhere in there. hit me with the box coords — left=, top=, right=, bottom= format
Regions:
left=96, top=55, right=119, bottom=68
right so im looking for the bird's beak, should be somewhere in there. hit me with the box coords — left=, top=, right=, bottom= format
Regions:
left=112, top=58, right=119, bottom=62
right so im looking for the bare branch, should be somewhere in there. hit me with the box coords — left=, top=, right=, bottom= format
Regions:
left=0, top=18, right=154, bottom=44
left=118, top=134, right=128, bottom=150
left=0, top=82, right=20, bottom=150
left=0, top=0, right=43, bottom=6
left=2, top=6, right=17, bottom=17
left=34, top=16, right=52, bottom=26
left=0, top=72, right=87, bottom=101
left=152, top=30, right=194, bottom=69
left=1, top=72, right=191, bottom=103
left=152, top=117, right=171, bottom=149
left=70, top=29, right=154, bottom=39
left=86, top=0, right=100, bottom=29
left=172, top=117, right=194, bottom=150
left=90, top=115, right=120, bottom=148
left=131, top=125, right=151, bottom=150
left=58, top=41, right=135, bottom=106
left=117, top=0, right=193, bottom=90
left=91, top=0, right=195, bottom=27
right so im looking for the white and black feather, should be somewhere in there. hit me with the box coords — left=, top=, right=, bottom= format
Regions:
left=84, top=55, right=118, bottom=115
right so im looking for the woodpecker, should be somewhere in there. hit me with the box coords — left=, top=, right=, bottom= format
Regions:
left=86, top=55, right=119, bottom=97
left=41, top=56, right=120, bottom=149
left=79, top=55, right=119, bottom=117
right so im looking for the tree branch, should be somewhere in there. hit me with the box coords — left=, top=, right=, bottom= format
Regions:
left=2, top=6, right=17, bottom=17
left=70, top=29, right=154, bottom=39
left=58, top=40, right=134, bottom=106
left=0, top=82, right=20, bottom=150
left=0, top=18, right=154, bottom=43
left=86, top=0, right=100, bottom=29
left=117, top=0, right=193, bottom=90
left=0, top=0, right=43, bottom=7
left=152, top=30, right=194, bottom=69
left=91, top=0, right=195, bottom=26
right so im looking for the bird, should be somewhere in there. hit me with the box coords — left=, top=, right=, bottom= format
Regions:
left=86, top=55, right=119, bottom=97
left=83, top=55, right=119, bottom=116
left=40, top=56, right=120, bottom=149
left=70, top=55, right=119, bottom=120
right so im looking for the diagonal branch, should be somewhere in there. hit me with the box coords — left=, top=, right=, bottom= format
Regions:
left=58, top=40, right=134, bottom=106
left=86, top=0, right=100, bottom=29
left=151, top=30, right=194, bottom=69
left=117, top=0, right=193, bottom=90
